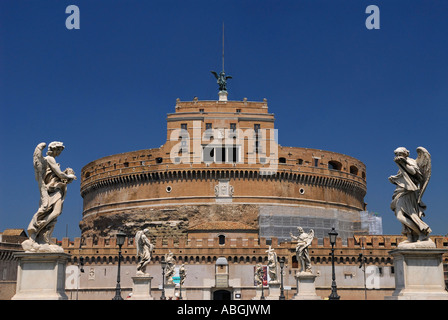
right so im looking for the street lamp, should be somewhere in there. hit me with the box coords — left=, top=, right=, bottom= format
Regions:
left=358, top=253, right=367, bottom=300
left=160, top=260, right=167, bottom=300
left=112, top=231, right=126, bottom=300
left=279, top=257, right=285, bottom=300
left=260, top=267, right=265, bottom=300
left=328, top=227, right=340, bottom=300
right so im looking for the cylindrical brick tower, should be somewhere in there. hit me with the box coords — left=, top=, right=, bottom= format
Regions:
left=80, top=97, right=366, bottom=242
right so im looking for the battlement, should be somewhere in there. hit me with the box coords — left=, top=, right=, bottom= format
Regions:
left=60, top=234, right=448, bottom=267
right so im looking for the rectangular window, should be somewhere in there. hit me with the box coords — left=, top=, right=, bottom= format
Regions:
left=230, top=123, right=236, bottom=131
left=181, top=123, right=187, bottom=130
left=314, top=158, right=319, bottom=167
left=206, top=123, right=212, bottom=130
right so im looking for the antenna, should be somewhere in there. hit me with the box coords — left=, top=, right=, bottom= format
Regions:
left=222, top=22, right=225, bottom=72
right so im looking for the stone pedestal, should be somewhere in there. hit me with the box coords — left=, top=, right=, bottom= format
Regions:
left=12, top=252, right=70, bottom=300
left=129, top=276, right=154, bottom=300
left=293, top=271, right=321, bottom=300
left=218, top=90, right=228, bottom=101
left=164, top=283, right=176, bottom=300
left=266, top=282, right=280, bottom=300
left=386, top=248, right=448, bottom=300
left=252, top=286, right=267, bottom=300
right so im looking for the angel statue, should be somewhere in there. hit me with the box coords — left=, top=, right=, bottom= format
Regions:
left=164, top=251, right=176, bottom=284
left=135, top=229, right=154, bottom=276
left=210, top=70, right=232, bottom=92
left=22, top=142, right=76, bottom=252
left=179, top=264, right=187, bottom=286
left=388, top=146, right=433, bottom=247
left=265, top=246, right=279, bottom=283
left=290, top=227, right=314, bottom=273
left=254, top=263, right=264, bottom=287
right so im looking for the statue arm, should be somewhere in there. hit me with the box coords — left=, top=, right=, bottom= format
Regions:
left=46, top=156, right=76, bottom=180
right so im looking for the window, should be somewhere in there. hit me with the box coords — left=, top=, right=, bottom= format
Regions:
left=181, top=123, right=187, bottom=130
left=199, top=109, right=204, bottom=112
left=230, top=123, right=236, bottom=131
left=254, top=124, right=261, bottom=153
left=328, top=161, right=342, bottom=171
left=236, top=109, right=241, bottom=113
left=218, top=235, right=226, bottom=245
left=202, top=146, right=240, bottom=163
left=279, top=157, right=286, bottom=164
left=350, top=165, right=359, bottom=175
left=206, top=123, right=212, bottom=130
left=313, top=158, right=319, bottom=167
left=297, top=159, right=303, bottom=165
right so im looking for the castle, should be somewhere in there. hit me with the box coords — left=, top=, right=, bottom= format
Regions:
left=1, top=90, right=446, bottom=300
left=79, top=92, right=368, bottom=243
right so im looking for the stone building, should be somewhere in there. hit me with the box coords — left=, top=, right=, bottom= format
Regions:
left=80, top=93, right=368, bottom=243
left=60, top=232, right=448, bottom=300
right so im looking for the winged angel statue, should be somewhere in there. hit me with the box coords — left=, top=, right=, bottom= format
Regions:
left=290, top=227, right=314, bottom=273
left=388, top=146, right=433, bottom=247
left=135, top=229, right=154, bottom=275
left=210, top=70, right=232, bottom=92
left=22, top=142, right=76, bottom=252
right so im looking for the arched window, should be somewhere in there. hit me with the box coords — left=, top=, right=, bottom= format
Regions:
left=350, top=165, right=359, bottom=175
left=328, top=160, right=342, bottom=171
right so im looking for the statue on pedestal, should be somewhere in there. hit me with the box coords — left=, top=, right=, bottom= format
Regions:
left=290, top=227, right=314, bottom=273
left=22, top=142, right=76, bottom=253
left=254, top=263, right=263, bottom=286
left=165, top=251, right=176, bottom=284
left=135, top=229, right=154, bottom=276
left=265, top=246, right=278, bottom=283
left=179, top=264, right=187, bottom=285
left=388, top=146, right=433, bottom=247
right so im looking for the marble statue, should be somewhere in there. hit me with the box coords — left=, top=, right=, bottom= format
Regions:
left=135, top=229, right=154, bottom=275
left=389, top=146, right=433, bottom=247
left=265, top=246, right=278, bottom=283
left=290, top=227, right=314, bottom=273
left=165, top=250, right=176, bottom=284
left=22, top=142, right=76, bottom=253
left=179, top=264, right=187, bottom=285
left=254, top=263, right=263, bottom=286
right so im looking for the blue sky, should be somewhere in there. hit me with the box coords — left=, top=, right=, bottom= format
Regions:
left=1, top=0, right=447, bottom=240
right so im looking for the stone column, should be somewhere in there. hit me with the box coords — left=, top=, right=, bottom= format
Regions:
left=265, top=282, right=281, bottom=300
left=164, top=283, right=176, bottom=300
left=129, top=276, right=154, bottom=300
left=385, top=248, right=448, bottom=300
left=12, top=252, right=70, bottom=300
left=292, top=271, right=321, bottom=300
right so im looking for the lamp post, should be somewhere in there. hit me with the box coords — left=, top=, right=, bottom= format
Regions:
left=260, top=267, right=265, bottom=300
left=112, top=231, right=126, bottom=300
left=279, top=257, right=286, bottom=300
left=358, top=253, right=367, bottom=300
left=160, top=260, right=167, bottom=300
left=328, top=227, right=340, bottom=300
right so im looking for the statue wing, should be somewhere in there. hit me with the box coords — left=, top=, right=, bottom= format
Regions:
left=33, top=142, right=49, bottom=210
left=210, top=71, right=218, bottom=79
left=416, top=147, right=431, bottom=204
left=135, top=231, right=143, bottom=256
left=33, top=142, right=47, bottom=181
left=226, top=75, right=232, bottom=80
